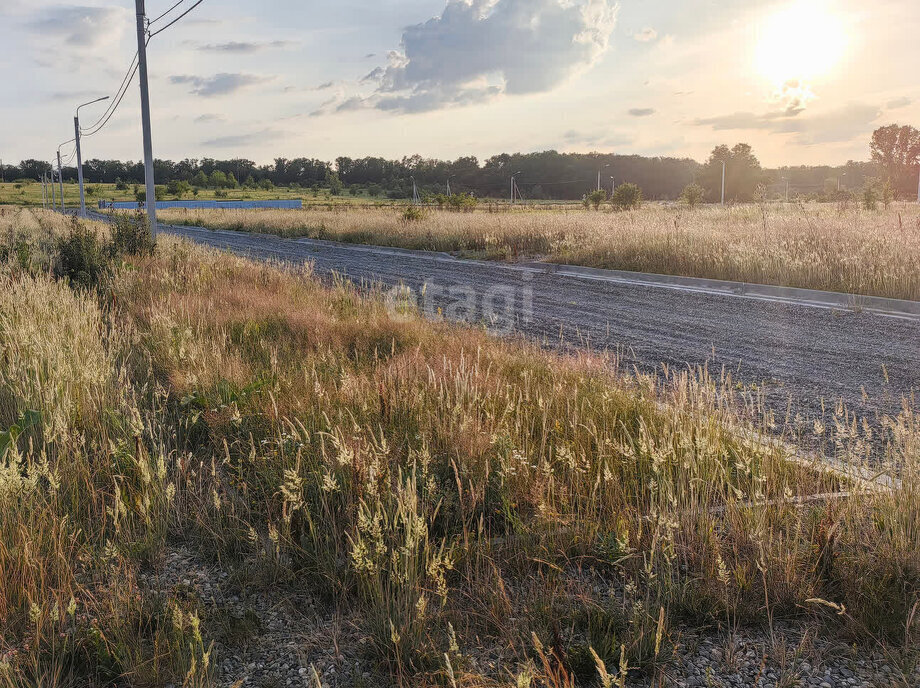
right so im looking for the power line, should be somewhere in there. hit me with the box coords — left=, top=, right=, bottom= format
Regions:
left=147, top=0, right=206, bottom=40
left=80, top=53, right=139, bottom=136
left=148, top=0, right=185, bottom=26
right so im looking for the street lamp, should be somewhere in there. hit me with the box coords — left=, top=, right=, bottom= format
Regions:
left=610, top=176, right=615, bottom=197
left=447, top=174, right=455, bottom=197
left=74, top=96, right=109, bottom=217
left=56, top=138, right=75, bottom=212
left=597, top=163, right=610, bottom=192
left=837, top=171, right=847, bottom=192
left=511, top=171, right=522, bottom=204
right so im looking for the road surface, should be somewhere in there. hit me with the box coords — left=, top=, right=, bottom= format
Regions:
left=156, top=222, right=919, bottom=430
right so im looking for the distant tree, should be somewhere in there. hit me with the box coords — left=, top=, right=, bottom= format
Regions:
left=863, top=182, right=879, bottom=210
left=259, top=179, right=274, bottom=191
left=243, top=174, right=257, bottom=189
left=882, top=179, right=894, bottom=209
left=166, top=179, right=191, bottom=198
left=680, top=183, right=705, bottom=208
left=325, top=170, right=343, bottom=195
left=115, top=178, right=128, bottom=191
left=226, top=172, right=239, bottom=189
left=209, top=170, right=228, bottom=188
left=611, top=183, right=642, bottom=210
left=192, top=171, right=209, bottom=188
left=588, top=188, right=608, bottom=210
left=367, top=183, right=382, bottom=197
left=870, top=124, right=920, bottom=198
left=698, top=143, right=764, bottom=202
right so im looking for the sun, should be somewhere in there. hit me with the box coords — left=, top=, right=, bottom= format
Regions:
left=755, top=1, right=848, bottom=87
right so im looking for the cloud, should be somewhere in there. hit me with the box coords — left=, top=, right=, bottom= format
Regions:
left=170, top=73, right=273, bottom=97
left=316, top=81, right=335, bottom=90
left=694, top=103, right=881, bottom=145
left=633, top=27, right=657, bottom=42
left=628, top=108, right=655, bottom=117
left=340, top=0, right=618, bottom=114
left=194, top=40, right=296, bottom=53
left=195, top=113, right=226, bottom=123
left=886, top=96, right=912, bottom=110
left=202, top=129, right=285, bottom=148
left=27, top=5, right=128, bottom=52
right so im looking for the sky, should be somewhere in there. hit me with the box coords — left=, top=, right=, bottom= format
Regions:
left=1, top=0, right=918, bottom=168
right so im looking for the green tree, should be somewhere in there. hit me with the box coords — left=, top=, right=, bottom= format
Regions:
left=325, top=170, right=344, bottom=195
left=870, top=124, right=920, bottom=198
left=611, top=183, right=642, bottom=210
left=698, top=143, right=764, bottom=202
left=192, top=171, right=209, bottom=188
left=209, top=170, right=228, bottom=188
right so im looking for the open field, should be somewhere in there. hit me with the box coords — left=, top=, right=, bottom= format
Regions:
left=0, top=207, right=917, bottom=687
left=0, top=181, right=397, bottom=209
left=155, top=202, right=920, bottom=302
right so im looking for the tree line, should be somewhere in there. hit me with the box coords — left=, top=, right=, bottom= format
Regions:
left=4, top=124, right=917, bottom=201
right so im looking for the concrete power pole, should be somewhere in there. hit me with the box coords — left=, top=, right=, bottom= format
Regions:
left=720, top=161, right=726, bottom=206
left=41, top=174, right=48, bottom=210
left=50, top=166, right=57, bottom=210
left=57, top=150, right=65, bottom=211
left=136, top=0, right=158, bottom=234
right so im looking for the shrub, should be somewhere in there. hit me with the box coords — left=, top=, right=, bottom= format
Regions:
left=863, top=183, right=879, bottom=211
left=612, top=183, right=643, bottom=210
left=401, top=205, right=425, bottom=223
left=680, top=183, right=705, bottom=208
left=55, top=222, right=112, bottom=290
left=112, top=212, right=155, bottom=257
left=588, top=189, right=608, bottom=210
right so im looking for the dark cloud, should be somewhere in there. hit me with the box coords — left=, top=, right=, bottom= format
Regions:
left=694, top=104, right=881, bottom=145
left=195, top=40, right=296, bottom=53
left=316, top=81, right=335, bottom=90
left=887, top=97, right=912, bottom=110
left=27, top=6, right=128, bottom=50
left=170, top=73, right=273, bottom=97
left=628, top=108, right=655, bottom=117
left=338, top=0, right=618, bottom=114
left=202, top=129, right=284, bottom=148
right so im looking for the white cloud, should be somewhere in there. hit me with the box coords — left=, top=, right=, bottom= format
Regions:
left=886, top=96, right=912, bottom=110
left=633, top=27, right=657, bottom=42
left=343, top=0, right=619, bottom=113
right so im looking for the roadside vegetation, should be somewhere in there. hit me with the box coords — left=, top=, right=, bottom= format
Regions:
left=157, top=201, right=920, bottom=301
left=0, top=206, right=917, bottom=687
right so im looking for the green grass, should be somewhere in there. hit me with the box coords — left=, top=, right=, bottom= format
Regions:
left=0, top=206, right=917, bottom=687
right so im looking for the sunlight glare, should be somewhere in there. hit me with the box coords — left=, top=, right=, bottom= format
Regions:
left=756, top=1, right=848, bottom=86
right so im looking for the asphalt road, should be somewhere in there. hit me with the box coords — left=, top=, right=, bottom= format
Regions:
left=157, top=222, right=919, bottom=428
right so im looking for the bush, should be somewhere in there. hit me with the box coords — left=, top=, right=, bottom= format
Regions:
left=400, top=205, right=425, bottom=223
left=611, top=183, right=643, bottom=210
left=863, top=183, right=879, bottom=211
left=588, top=189, right=608, bottom=210
left=680, top=183, right=705, bottom=208
left=112, top=212, right=155, bottom=257
left=115, top=179, right=129, bottom=191
left=55, top=221, right=113, bottom=290
left=448, top=192, right=478, bottom=212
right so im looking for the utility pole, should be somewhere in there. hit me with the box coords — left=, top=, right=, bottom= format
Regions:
left=610, top=177, right=615, bottom=197
left=447, top=175, right=454, bottom=197
left=136, top=0, right=158, bottom=233
left=720, top=160, right=726, bottom=206
left=57, top=150, right=65, bottom=211
left=50, top=166, right=57, bottom=210
left=41, top=174, right=48, bottom=210
left=511, top=175, right=515, bottom=204
left=74, top=97, right=109, bottom=217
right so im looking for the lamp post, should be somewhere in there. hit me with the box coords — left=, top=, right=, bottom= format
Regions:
left=56, top=139, right=74, bottom=212
left=597, top=163, right=610, bottom=192
left=74, top=96, right=109, bottom=217
left=447, top=175, right=455, bottom=197
left=511, top=171, right=522, bottom=204
left=610, top=176, right=615, bottom=197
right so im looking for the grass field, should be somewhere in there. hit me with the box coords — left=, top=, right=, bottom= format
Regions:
left=0, top=206, right=917, bottom=686
left=0, top=181, right=396, bottom=209
left=156, top=201, right=920, bottom=301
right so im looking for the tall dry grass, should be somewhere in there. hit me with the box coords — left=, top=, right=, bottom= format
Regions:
left=1, top=207, right=917, bottom=686
left=158, top=201, right=920, bottom=300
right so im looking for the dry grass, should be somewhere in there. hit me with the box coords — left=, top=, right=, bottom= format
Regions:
left=158, top=201, right=920, bottom=301
left=0, top=207, right=917, bottom=686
